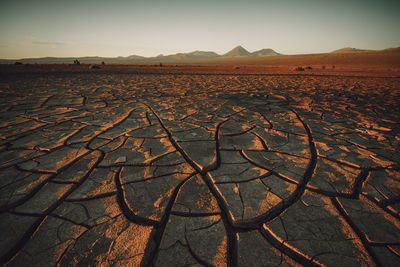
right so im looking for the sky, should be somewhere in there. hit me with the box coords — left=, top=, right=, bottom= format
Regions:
left=0, top=0, right=399, bottom=59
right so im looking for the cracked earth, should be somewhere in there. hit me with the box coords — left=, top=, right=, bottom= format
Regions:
left=0, top=69, right=400, bottom=266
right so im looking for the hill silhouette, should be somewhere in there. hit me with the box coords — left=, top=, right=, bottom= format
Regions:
left=251, top=48, right=281, bottom=56
left=330, top=47, right=368, bottom=53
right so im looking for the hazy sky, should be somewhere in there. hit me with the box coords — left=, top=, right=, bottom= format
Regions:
left=1, top=0, right=399, bottom=59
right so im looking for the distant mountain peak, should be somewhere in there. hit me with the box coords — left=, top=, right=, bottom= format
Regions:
left=233, top=45, right=246, bottom=50
left=251, top=48, right=280, bottom=56
left=223, top=45, right=251, bottom=57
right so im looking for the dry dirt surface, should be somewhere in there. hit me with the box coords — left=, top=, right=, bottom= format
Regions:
left=0, top=66, right=400, bottom=266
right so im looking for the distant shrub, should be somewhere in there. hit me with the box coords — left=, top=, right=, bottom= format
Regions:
left=295, top=66, right=305, bottom=71
left=305, top=66, right=312, bottom=70
left=101, top=61, right=105, bottom=65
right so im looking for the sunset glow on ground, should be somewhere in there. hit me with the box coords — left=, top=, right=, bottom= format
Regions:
left=1, top=0, right=399, bottom=266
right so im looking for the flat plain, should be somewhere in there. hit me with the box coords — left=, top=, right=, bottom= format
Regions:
left=0, top=64, right=399, bottom=266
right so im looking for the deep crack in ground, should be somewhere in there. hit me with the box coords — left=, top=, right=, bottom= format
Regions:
left=0, top=70, right=400, bottom=266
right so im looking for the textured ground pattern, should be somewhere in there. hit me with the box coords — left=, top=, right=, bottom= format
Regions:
left=1, top=72, right=400, bottom=266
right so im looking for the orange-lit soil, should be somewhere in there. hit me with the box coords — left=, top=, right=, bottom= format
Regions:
left=0, top=64, right=399, bottom=266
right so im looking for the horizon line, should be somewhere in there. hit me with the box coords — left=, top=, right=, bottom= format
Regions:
left=1, top=45, right=399, bottom=60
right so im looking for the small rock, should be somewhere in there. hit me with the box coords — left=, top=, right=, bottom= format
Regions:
left=115, top=156, right=126, bottom=163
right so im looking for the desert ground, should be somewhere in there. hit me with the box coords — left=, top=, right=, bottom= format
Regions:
left=0, top=62, right=399, bottom=266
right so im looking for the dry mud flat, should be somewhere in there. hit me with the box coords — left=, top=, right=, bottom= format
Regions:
left=0, top=68, right=400, bottom=266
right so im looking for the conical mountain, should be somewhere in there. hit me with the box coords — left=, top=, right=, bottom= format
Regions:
left=223, top=45, right=251, bottom=57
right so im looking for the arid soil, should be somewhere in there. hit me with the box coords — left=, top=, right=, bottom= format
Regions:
left=0, top=65, right=399, bottom=266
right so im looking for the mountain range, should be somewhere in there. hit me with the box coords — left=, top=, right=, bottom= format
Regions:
left=0, top=46, right=280, bottom=64
left=0, top=45, right=399, bottom=64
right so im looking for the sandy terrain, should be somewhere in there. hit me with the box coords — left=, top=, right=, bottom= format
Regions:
left=0, top=64, right=399, bottom=266
left=2, top=53, right=400, bottom=77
